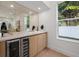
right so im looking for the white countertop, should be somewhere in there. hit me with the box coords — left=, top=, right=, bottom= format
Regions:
left=0, top=31, right=47, bottom=42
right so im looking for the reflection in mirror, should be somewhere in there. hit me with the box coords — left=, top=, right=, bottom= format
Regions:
left=0, top=1, right=38, bottom=34
left=0, top=2, right=17, bottom=33
left=24, top=16, right=30, bottom=31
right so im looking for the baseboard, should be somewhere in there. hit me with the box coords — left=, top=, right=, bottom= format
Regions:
left=47, top=46, right=77, bottom=57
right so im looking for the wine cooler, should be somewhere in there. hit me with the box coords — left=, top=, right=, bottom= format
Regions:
left=6, top=39, right=20, bottom=57
left=20, top=37, right=29, bottom=57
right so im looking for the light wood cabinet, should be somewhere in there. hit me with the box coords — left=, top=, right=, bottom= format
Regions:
left=29, top=33, right=47, bottom=57
left=0, top=32, right=47, bottom=57
left=29, top=35, right=38, bottom=57
left=38, top=33, right=47, bottom=52
left=0, top=41, right=5, bottom=57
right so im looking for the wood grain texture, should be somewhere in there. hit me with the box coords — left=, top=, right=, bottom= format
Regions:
left=36, top=48, right=68, bottom=57
left=29, top=35, right=38, bottom=57
left=29, top=33, right=47, bottom=57
left=37, top=33, right=47, bottom=53
left=0, top=42, right=5, bottom=57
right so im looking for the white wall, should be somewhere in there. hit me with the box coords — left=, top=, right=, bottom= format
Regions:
left=30, top=14, right=39, bottom=31
left=39, top=12, right=48, bottom=31
left=38, top=2, right=79, bottom=57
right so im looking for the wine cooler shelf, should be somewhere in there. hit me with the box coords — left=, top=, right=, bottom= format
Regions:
left=21, top=37, right=29, bottom=57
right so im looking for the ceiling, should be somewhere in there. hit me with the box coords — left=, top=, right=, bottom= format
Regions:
left=0, top=1, right=38, bottom=16
left=16, top=1, right=49, bottom=13
left=0, top=1, right=55, bottom=17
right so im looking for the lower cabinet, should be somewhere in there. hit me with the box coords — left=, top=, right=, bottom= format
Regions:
left=29, top=35, right=38, bottom=57
left=37, top=33, right=47, bottom=53
left=0, top=41, right=6, bottom=57
left=29, top=33, right=47, bottom=57
left=0, top=32, right=47, bottom=57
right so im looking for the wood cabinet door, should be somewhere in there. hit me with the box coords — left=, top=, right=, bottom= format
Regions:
left=42, top=33, right=47, bottom=49
left=37, top=33, right=47, bottom=53
left=29, top=33, right=47, bottom=57
left=0, top=41, right=5, bottom=57
left=29, top=36, right=38, bottom=57
left=37, top=34, right=43, bottom=53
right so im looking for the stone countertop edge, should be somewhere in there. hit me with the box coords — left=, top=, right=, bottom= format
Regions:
left=0, top=31, right=47, bottom=42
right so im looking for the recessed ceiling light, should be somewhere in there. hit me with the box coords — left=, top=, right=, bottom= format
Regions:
left=10, top=5, right=14, bottom=8
left=38, top=7, right=41, bottom=10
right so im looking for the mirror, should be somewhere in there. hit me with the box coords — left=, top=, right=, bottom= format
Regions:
left=0, top=1, right=39, bottom=33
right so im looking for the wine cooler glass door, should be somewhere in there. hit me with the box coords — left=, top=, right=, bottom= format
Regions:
left=6, top=39, right=20, bottom=57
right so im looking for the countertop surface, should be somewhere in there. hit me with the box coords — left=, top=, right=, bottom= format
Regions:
left=0, top=31, right=47, bottom=42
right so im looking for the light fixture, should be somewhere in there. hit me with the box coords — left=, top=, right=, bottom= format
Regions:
left=10, top=5, right=14, bottom=8
left=38, top=7, right=41, bottom=10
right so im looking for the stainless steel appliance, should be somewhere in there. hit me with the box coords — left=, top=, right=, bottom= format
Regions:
left=20, top=37, right=29, bottom=57
left=6, top=39, right=20, bottom=57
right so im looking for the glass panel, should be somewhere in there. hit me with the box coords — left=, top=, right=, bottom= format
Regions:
left=24, top=16, right=30, bottom=31
left=58, top=1, right=79, bottom=39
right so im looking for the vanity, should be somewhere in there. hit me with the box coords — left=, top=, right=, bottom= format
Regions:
left=0, top=31, right=47, bottom=57
left=0, top=1, right=47, bottom=57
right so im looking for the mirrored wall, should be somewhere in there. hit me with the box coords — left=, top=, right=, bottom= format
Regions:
left=0, top=1, right=39, bottom=33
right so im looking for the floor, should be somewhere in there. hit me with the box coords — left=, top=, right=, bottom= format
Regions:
left=36, top=48, right=68, bottom=57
